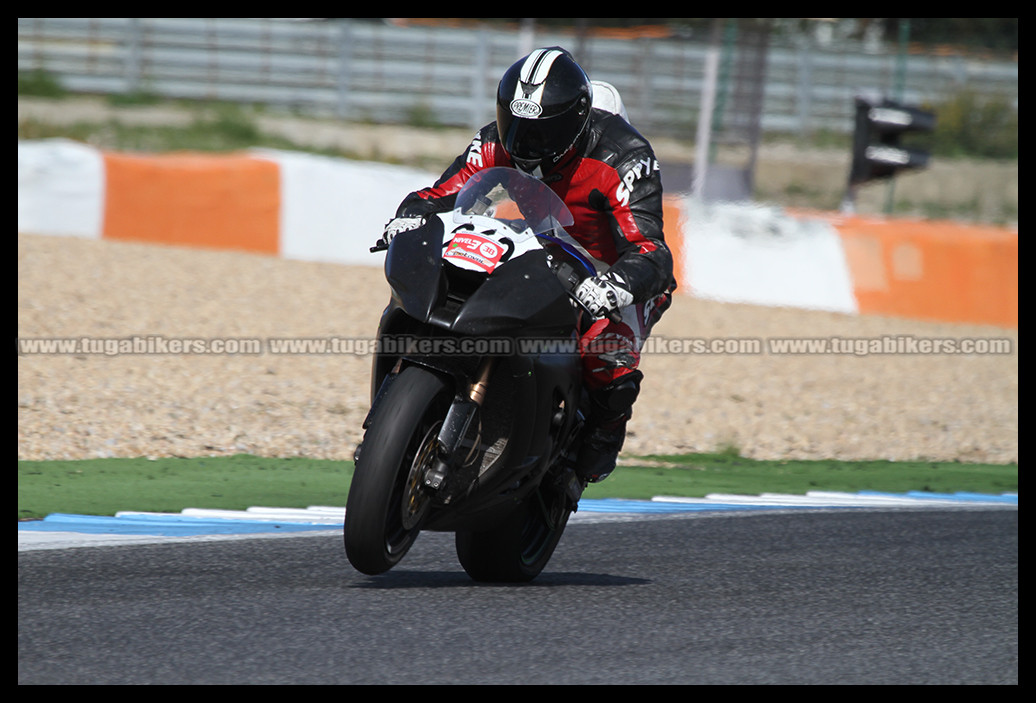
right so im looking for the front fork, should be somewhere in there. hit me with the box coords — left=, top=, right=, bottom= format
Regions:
left=422, top=356, right=496, bottom=493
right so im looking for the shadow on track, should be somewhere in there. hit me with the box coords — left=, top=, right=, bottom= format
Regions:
left=349, top=570, right=650, bottom=589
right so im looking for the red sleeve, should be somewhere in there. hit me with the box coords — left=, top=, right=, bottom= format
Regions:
left=395, top=125, right=509, bottom=218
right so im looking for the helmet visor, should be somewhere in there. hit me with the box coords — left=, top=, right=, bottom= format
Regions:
left=497, top=105, right=588, bottom=168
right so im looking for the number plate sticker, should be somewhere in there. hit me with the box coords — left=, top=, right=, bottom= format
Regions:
left=443, top=232, right=505, bottom=273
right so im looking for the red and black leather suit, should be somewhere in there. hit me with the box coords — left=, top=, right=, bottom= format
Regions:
left=394, top=108, right=676, bottom=393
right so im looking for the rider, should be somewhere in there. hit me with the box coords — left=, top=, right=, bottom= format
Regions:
left=382, top=46, right=676, bottom=488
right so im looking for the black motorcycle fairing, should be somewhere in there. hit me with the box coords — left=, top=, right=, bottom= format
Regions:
left=383, top=216, right=447, bottom=322
left=386, top=235, right=582, bottom=341
left=450, top=249, right=580, bottom=338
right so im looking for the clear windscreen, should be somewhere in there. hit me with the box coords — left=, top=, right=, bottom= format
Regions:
left=454, top=167, right=574, bottom=236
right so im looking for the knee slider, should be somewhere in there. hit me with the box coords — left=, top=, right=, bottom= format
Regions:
left=591, top=370, right=643, bottom=416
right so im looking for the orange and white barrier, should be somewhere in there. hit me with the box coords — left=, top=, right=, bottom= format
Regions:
left=676, top=201, right=1018, bottom=328
left=17, top=140, right=433, bottom=266
left=809, top=211, right=1017, bottom=329
left=18, top=140, right=1017, bottom=328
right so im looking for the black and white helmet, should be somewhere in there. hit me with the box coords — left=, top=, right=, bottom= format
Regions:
left=496, top=47, right=593, bottom=177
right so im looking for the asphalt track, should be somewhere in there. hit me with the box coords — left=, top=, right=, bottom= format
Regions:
left=19, top=504, right=1017, bottom=685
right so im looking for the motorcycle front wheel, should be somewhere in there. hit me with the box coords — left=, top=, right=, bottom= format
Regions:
left=344, top=365, right=451, bottom=575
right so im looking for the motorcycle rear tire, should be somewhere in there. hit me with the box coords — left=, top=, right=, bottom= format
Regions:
left=455, top=488, right=572, bottom=583
left=344, top=365, right=451, bottom=575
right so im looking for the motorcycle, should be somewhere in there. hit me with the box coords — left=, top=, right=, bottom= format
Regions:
left=344, top=167, right=617, bottom=582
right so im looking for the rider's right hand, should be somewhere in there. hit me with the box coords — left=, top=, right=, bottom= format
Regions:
left=382, top=216, right=425, bottom=244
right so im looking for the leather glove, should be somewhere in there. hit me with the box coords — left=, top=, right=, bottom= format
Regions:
left=382, top=216, right=424, bottom=244
left=575, top=271, right=634, bottom=318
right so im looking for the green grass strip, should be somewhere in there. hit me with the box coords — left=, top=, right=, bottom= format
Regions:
left=17, top=455, right=351, bottom=520
left=17, top=453, right=1017, bottom=520
left=586, top=453, right=1018, bottom=500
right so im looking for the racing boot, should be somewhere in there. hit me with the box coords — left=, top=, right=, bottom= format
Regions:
left=575, top=370, right=642, bottom=485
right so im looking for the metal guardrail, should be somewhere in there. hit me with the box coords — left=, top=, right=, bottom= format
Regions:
left=18, top=18, right=1019, bottom=141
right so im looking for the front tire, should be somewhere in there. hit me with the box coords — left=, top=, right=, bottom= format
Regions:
left=344, top=366, right=451, bottom=575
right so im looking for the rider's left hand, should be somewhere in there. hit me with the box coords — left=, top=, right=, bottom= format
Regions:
left=575, top=272, right=634, bottom=318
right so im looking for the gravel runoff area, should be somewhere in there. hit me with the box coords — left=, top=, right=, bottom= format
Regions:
left=18, top=232, right=1017, bottom=465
